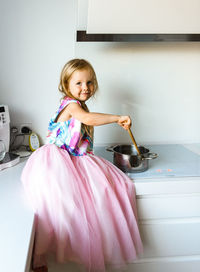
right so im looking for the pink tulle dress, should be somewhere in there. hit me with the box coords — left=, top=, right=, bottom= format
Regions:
left=21, top=97, right=143, bottom=271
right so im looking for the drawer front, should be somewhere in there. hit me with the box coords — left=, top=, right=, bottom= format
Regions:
left=135, top=179, right=200, bottom=196
left=139, top=220, right=200, bottom=258
left=137, top=194, right=200, bottom=220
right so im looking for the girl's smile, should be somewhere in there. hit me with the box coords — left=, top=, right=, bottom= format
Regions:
left=68, top=69, right=94, bottom=102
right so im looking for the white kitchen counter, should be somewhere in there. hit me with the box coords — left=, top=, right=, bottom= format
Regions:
left=0, top=158, right=35, bottom=272
left=1, top=143, right=200, bottom=272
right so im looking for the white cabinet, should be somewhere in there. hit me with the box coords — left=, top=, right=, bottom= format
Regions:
left=126, top=177, right=200, bottom=272
left=87, top=0, right=200, bottom=34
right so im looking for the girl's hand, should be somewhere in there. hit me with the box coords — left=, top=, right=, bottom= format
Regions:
left=117, top=116, right=132, bottom=130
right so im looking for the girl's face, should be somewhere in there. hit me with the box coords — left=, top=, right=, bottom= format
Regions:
left=68, top=69, right=95, bottom=102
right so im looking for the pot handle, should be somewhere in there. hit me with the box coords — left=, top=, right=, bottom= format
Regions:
left=145, top=152, right=158, bottom=160
left=106, top=145, right=117, bottom=152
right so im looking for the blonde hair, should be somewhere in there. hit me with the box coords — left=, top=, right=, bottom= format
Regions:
left=58, top=59, right=99, bottom=137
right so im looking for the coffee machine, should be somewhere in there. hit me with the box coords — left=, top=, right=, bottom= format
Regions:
left=0, top=105, right=20, bottom=170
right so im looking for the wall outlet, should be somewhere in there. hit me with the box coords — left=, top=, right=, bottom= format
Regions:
left=12, top=123, right=32, bottom=135
left=10, top=123, right=32, bottom=150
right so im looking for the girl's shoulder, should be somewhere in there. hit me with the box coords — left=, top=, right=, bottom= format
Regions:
left=59, top=96, right=81, bottom=111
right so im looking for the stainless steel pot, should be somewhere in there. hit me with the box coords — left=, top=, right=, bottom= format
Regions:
left=106, top=144, right=158, bottom=173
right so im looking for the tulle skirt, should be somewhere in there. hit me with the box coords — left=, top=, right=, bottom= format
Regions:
left=21, top=144, right=143, bottom=271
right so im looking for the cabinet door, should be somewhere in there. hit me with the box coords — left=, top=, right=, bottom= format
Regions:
left=87, top=0, right=200, bottom=34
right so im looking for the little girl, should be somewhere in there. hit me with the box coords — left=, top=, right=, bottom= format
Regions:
left=21, top=59, right=143, bottom=272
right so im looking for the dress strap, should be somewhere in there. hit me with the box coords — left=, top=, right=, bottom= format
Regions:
left=59, top=97, right=81, bottom=113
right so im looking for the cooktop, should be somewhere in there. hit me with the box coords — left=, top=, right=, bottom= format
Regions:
left=94, top=144, right=200, bottom=179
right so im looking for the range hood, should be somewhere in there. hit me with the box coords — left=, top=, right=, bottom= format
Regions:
left=77, top=0, right=200, bottom=42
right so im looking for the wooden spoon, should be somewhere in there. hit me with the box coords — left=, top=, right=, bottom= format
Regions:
left=128, top=128, right=141, bottom=156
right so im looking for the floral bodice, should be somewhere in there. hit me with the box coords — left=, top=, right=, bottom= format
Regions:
left=46, top=97, right=93, bottom=156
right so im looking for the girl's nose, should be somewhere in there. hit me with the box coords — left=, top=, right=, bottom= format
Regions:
left=82, top=83, right=88, bottom=90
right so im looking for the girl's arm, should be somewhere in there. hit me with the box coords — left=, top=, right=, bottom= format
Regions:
left=57, top=102, right=131, bottom=130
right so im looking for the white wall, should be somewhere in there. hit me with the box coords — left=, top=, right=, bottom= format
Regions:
left=76, top=0, right=200, bottom=146
left=0, top=0, right=77, bottom=143
left=75, top=42, right=200, bottom=145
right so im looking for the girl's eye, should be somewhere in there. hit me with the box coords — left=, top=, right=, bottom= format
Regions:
left=87, top=81, right=93, bottom=85
left=76, top=82, right=81, bottom=85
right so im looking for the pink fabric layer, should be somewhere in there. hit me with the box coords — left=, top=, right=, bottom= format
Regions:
left=21, top=144, right=143, bottom=271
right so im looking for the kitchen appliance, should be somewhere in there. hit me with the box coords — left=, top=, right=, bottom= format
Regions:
left=0, top=140, right=6, bottom=161
left=94, top=144, right=200, bottom=178
left=29, top=132, right=40, bottom=151
left=107, top=144, right=158, bottom=173
left=0, top=105, right=10, bottom=152
left=0, top=152, right=20, bottom=171
left=0, top=105, right=20, bottom=170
